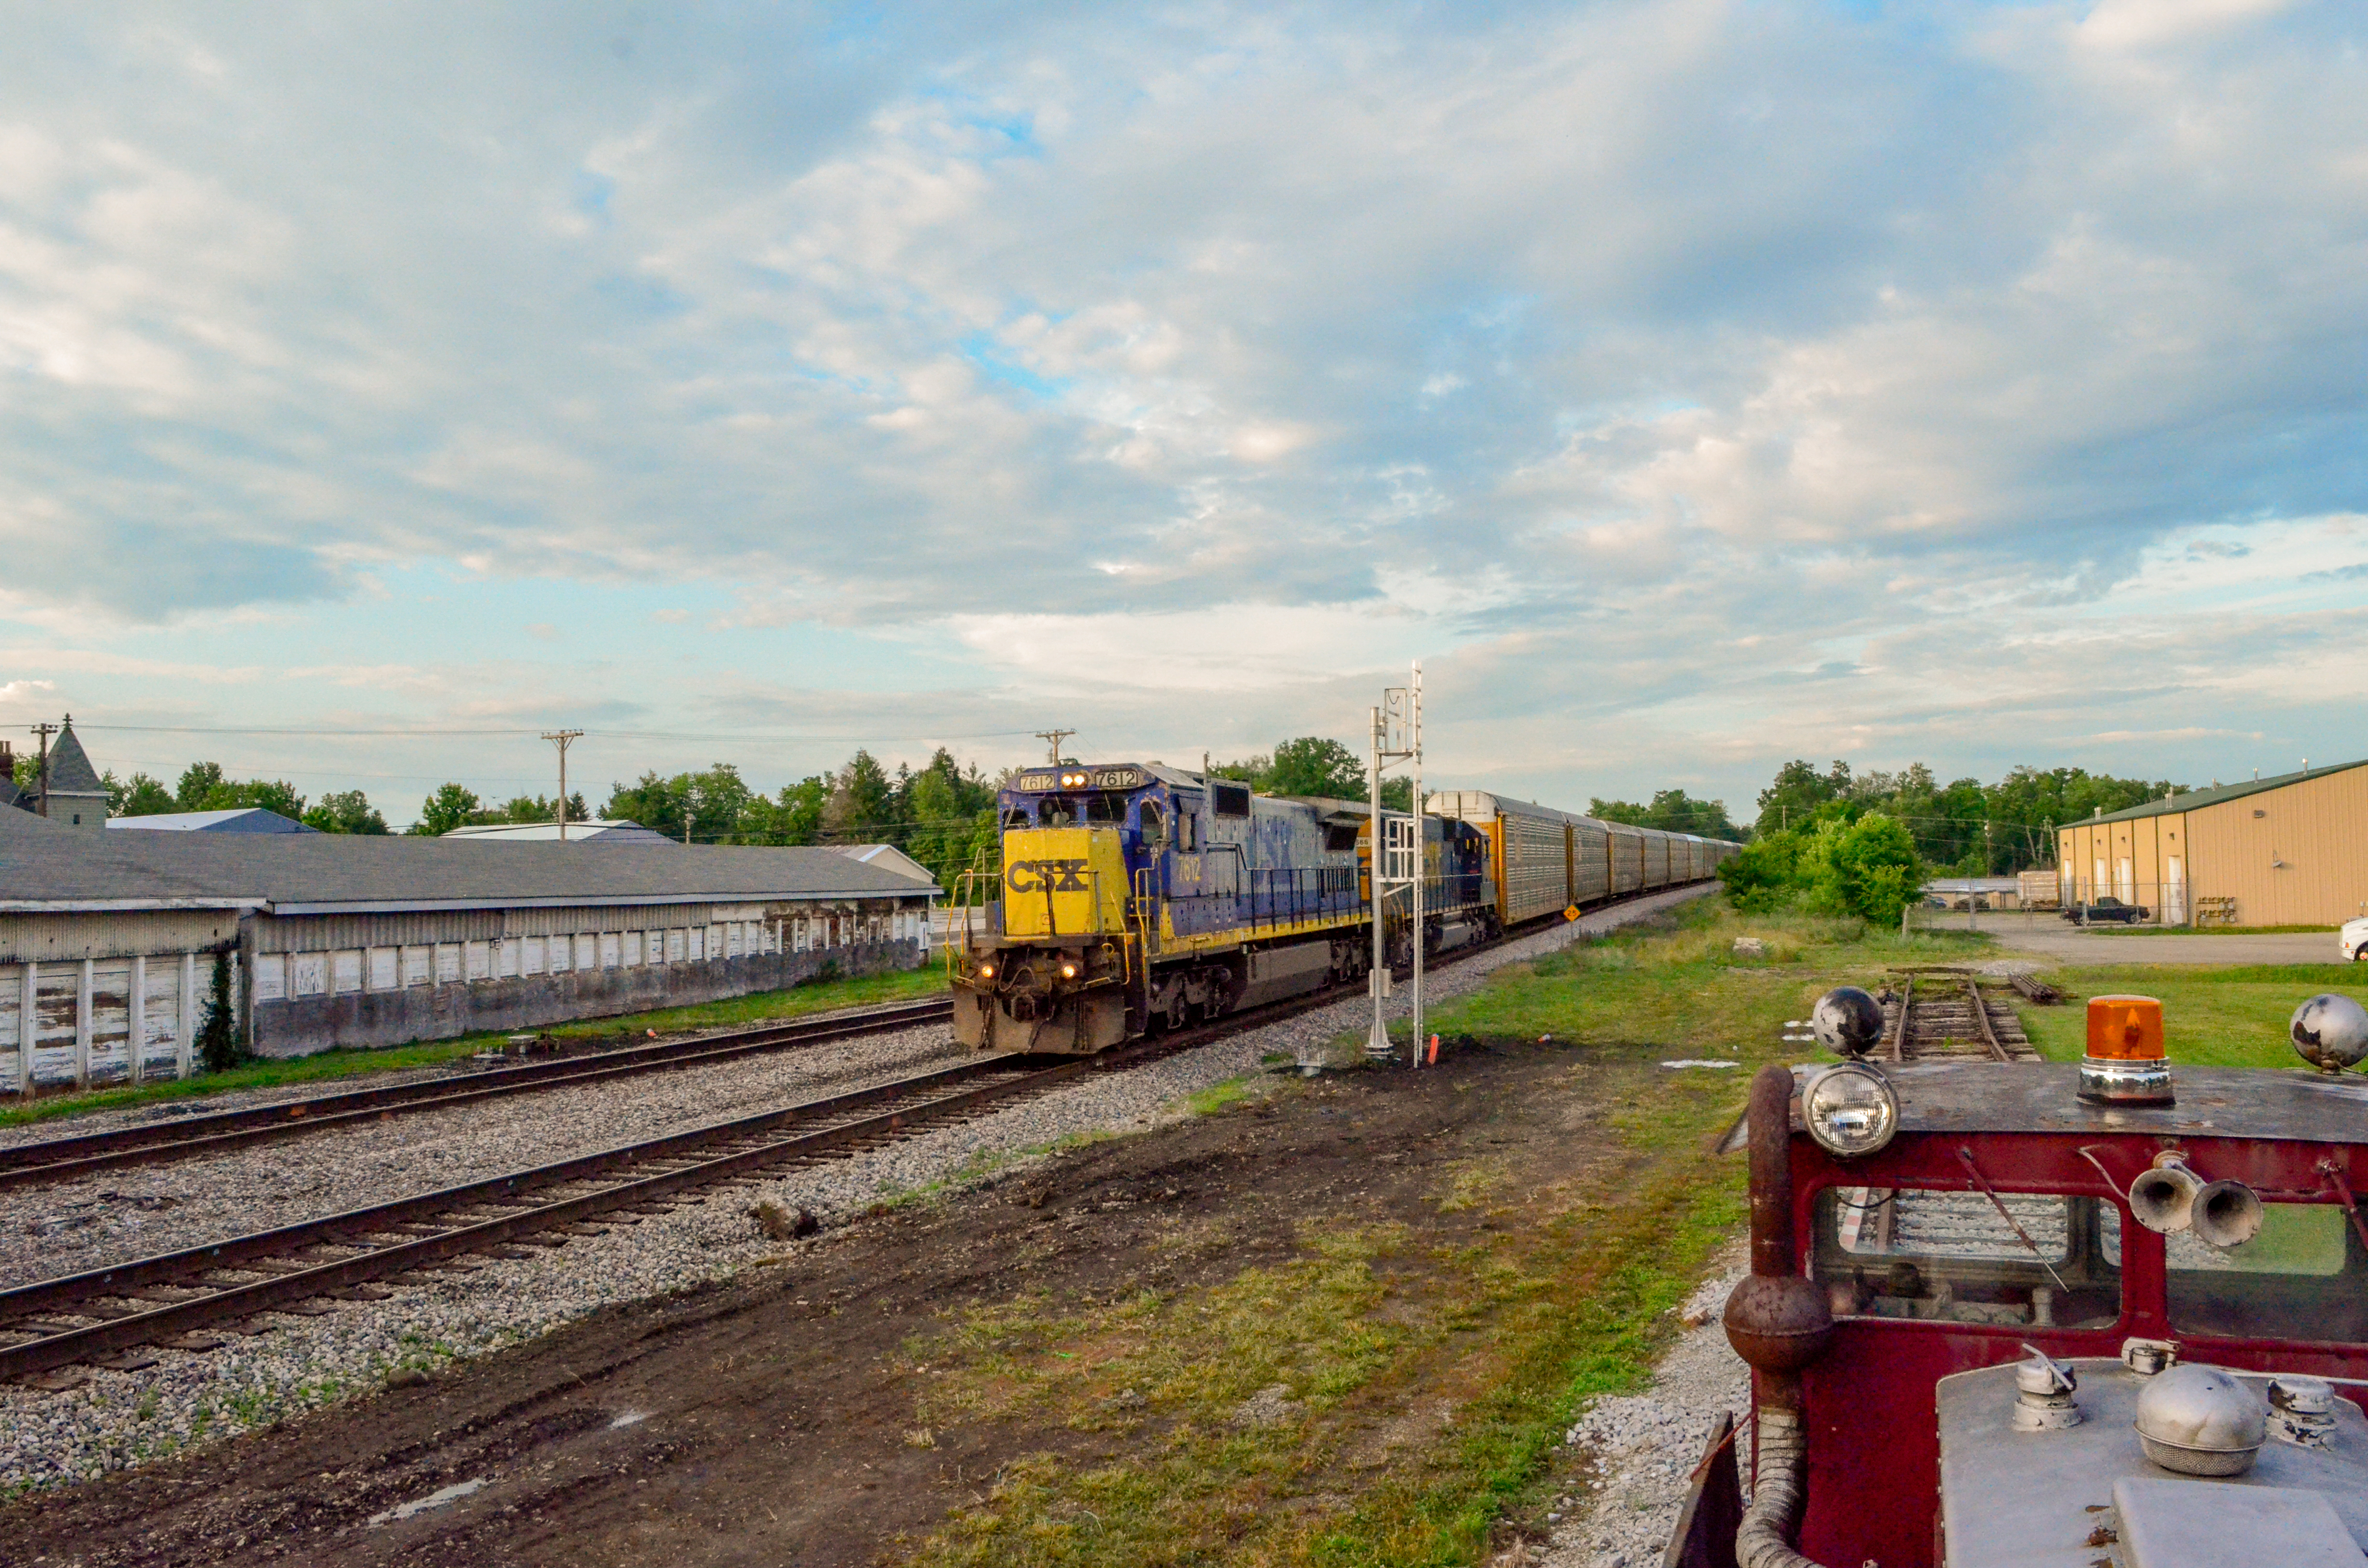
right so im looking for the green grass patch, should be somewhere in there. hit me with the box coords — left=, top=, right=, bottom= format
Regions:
left=2014, top=964, right=2368, bottom=1070
left=0, top=964, right=948, bottom=1130
left=1186, top=1077, right=1258, bottom=1117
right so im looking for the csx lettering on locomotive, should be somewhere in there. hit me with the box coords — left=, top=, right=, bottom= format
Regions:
left=1005, top=858, right=1092, bottom=894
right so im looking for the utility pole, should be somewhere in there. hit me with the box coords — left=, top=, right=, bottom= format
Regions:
left=29, top=721, right=57, bottom=817
left=541, top=730, right=583, bottom=841
left=1034, top=729, right=1077, bottom=767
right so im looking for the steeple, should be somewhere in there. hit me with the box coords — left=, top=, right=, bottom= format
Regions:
left=37, top=715, right=109, bottom=828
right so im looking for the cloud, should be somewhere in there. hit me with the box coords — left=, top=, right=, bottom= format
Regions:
left=0, top=2, right=2361, bottom=809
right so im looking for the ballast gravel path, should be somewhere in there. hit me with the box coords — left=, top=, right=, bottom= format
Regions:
left=0, top=995, right=939, bottom=1153
left=1541, top=1255, right=1751, bottom=1568
left=0, top=885, right=1711, bottom=1498
left=0, top=1021, right=969, bottom=1289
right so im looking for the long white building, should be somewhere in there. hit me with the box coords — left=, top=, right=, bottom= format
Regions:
left=0, top=805, right=938, bottom=1093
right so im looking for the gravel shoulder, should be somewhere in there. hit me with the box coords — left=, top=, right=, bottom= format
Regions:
left=1538, top=1255, right=1750, bottom=1568
left=0, top=885, right=1716, bottom=1529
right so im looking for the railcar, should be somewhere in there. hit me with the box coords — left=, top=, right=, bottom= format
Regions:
left=1426, top=791, right=1739, bottom=922
left=1676, top=990, right=2368, bottom=1568
left=949, top=762, right=1492, bottom=1054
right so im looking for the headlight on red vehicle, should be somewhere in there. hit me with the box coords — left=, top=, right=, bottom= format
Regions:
left=1802, top=1061, right=1898, bottom=1158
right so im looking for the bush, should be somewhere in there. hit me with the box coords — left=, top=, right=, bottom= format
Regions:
left=1802, top=813, right=1926, bottom=927
left=1718, top=832, right=1804, bottom=913
left=197, top=949, right=241, bottom=1074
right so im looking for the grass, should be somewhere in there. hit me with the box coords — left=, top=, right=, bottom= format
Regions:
left=0, top=964, right=948, bottom=1129
left=2014, top=963, right=2368, bottom=1069
left=891, top=894, right=1972, bottom=1567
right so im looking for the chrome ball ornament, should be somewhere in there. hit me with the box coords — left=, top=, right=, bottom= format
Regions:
left=1811, top=986, right=1884, bottom=1058
left=2291, top=993, right=2368, bottom=1073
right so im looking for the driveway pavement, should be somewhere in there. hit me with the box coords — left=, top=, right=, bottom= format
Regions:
left=1942, top=915, right=2353, bottom=967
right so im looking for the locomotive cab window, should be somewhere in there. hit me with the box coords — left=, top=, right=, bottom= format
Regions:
left=1812, top=1186, right=2121, bottom=1330
left=1002, top=807, right=1032, bottom=831
left=1172, top=793, right=1200, bottom=851
left=1211, top=782, right=1251, bottom=818
left=1139, top=801, right=1166, bottom=845
left=2167, top=1202, right=2368, bottom=1344
left=1324, top=824, right=1360, bottom=853
left=1039, top=796, right=1077, bottom=827
left=1085, top=793, right=1124, bottom=823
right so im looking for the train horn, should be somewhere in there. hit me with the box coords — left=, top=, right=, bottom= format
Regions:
left=2127, top=1153, right=2263, bottom=1250
left=2129, top=1155, right=2205, bottom=1234
left=2192, top=1178, right=2265, bottom=1250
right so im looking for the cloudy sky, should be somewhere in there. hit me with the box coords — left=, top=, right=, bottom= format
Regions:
left=2, top=1, right=2363, bottom=824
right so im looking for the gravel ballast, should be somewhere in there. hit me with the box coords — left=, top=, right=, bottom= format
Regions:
left=0, top=886, right=1712, bottom=1499
left=1540, top=1258, right=1751, bottom=1568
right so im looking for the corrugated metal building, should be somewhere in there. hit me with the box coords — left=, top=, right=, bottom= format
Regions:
left=0, top=805, right=939, bottom=1092
left=2055, top=759, right=2368, bottom=927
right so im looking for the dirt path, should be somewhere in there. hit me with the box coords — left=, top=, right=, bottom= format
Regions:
left=5, top=1033, right=1709, bottom=1568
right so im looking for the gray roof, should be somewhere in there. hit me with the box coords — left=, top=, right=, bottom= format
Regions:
left=2080, top=758, right=2368, bottom=827
left=439, top=819, right=673, bottom=845
left=0, top=830, right=942, bottom=914
left=40, top=722, right=104, bottom=797
left=109, top=808, right=316, bottom=835
left=0, top=799, right=61, bottom=833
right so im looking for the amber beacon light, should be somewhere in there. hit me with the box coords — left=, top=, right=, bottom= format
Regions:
left=2078, top=993, right=2172, bottom=1105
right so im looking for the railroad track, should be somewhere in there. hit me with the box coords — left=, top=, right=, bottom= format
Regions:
left=0, top=996, right=955, bottom=1190
left=1, top=889, right=1701, bottom=1389
left=1879, top=970, right=2042, bottom=1064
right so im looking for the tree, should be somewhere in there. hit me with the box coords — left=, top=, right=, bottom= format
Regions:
left=197, top=949, right=240, bottom=1074
left=1753, top=759, right=1853, bottom=838
left=302, top=789, right=389, bottom=835
left=1264, top=736, right=1367, bottom=799
left=413, top=783, right=484, bottom=836
left=1591, top=788, right=1742, bottom=841
left=605, top=764, right=753, bottom=844
left=1717, top=832, right=1804, bottom=912
left=175, top=761, right=228, bottom=810
left=1802, top=813, right=1925, bottom=925
left=823, top=751, right=894, bottom=843
left=108, top=771, right=177, bottom=817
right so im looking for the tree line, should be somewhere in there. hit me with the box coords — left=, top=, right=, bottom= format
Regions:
left=1715, top=757, right=2185, bottom=924
left=69, top=741, right=2181, bottom=921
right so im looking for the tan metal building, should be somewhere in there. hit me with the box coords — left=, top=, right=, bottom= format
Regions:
left=2055, top=759, right=2368, bottom=927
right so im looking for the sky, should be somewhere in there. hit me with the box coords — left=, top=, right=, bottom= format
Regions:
left=1, top=0, right=2364, bottom=826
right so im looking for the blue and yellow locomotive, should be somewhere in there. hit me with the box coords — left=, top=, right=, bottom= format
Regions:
left=949, top=761, right=1494, bottom=1054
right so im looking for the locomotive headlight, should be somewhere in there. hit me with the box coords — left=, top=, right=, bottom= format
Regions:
left=1802, top=1061, right=1898, bottom=1158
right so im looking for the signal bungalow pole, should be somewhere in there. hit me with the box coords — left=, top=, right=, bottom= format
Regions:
left=1034, top=729, right=1077, bottom=767
left=1364, top=664, right=1424, bottom=1066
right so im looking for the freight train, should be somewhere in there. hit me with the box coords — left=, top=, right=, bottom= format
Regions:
left=947, top=761, right=1737, bottom=1054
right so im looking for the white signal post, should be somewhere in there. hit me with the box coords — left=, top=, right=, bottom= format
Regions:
left=1364, top=662, right=1425, bottom=1067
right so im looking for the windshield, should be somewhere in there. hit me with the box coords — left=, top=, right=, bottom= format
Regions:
left=1813, top=1186, right=2123, bottom=1330
left=2167, top=1201, right=2368, bottom=1343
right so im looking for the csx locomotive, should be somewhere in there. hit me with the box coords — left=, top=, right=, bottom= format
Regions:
left=948, top=761, right=1735, bottom=1054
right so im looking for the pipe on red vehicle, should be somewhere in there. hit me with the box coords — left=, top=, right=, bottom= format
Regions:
left=1722, top=1063, right=1834, bottom=1568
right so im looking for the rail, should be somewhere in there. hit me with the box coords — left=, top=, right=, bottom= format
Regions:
left=0, top=997, right=955, bottom=1190
left=3, top=890, right=1658, bottom=1388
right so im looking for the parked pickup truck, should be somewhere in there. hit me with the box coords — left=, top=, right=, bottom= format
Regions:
left=2343, top=915, right=2368, bottom=962
left=2062, top=895, right=2149, bottom=925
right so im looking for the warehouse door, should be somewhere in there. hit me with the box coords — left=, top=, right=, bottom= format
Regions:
left=2116, top=858, right=2134, bottom=904
left=2165, top=857, right=2184, bottom=924
left=2092, top=858, right=2107, bottom=906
